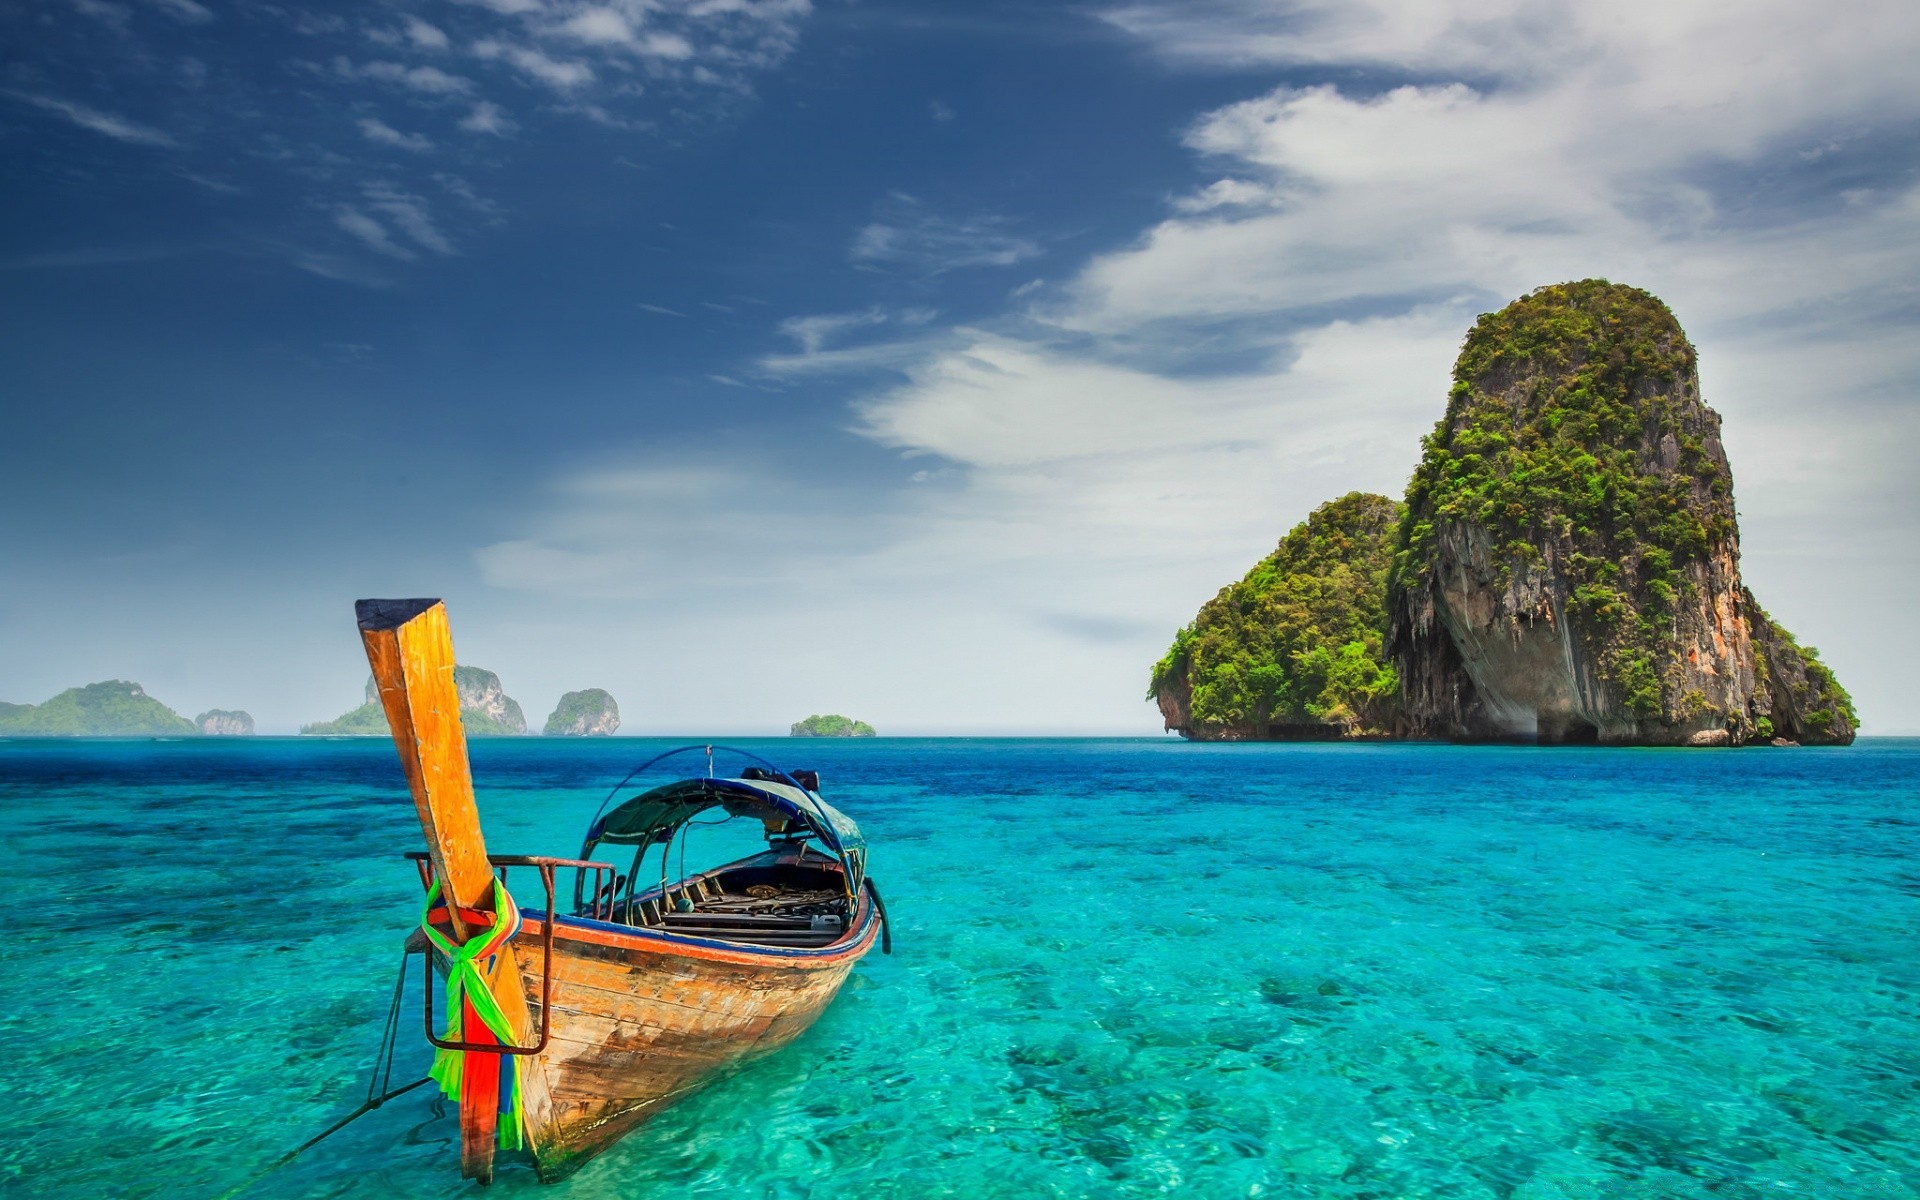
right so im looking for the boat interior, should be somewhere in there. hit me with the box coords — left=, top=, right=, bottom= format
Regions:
left=572, top=755, right=872, bottom=951
left=604, top=852, right=856, bottom=948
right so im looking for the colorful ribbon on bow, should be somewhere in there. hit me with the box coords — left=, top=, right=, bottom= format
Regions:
left=420, top=876, right=529, bottom=1151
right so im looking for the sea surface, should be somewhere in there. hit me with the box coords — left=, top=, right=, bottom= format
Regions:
left=3, top=737, right=1917, bottom=1200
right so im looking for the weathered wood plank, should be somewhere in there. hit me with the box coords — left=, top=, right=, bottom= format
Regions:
left=507, top=920, right=869, bottom=1181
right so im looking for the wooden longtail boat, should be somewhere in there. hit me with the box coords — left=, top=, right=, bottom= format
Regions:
left=356, top=598, right=887, bottom=1183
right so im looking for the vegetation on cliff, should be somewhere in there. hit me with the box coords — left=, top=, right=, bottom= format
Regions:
left=1393, top=280, right=1729, bottom=720
left=791, top=714, right=876, bottom=737
left=194, top=709, right=254, bottom=736
left=302, top=666, right=527, bottom=735
left=0, top=681, right=197, bottom=736
left=1153, top=280, right=1856, bottom=745
left=1744, top=590, right=1858, bottom=743
left=1151, top=492, right=1402, bottom=738
left=298, top=703, right=389, bottom=736
left=545, top=688, right=621, bottom=736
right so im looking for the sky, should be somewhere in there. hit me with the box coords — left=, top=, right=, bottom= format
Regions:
left=3, top=0, right=1918, bottom=735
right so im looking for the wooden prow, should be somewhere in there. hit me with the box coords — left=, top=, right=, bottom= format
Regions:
left=356, top=597, right=533, bottom=1182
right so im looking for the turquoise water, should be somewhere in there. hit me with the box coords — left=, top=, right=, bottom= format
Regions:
left=4, top=737, right=1917, bottom=1200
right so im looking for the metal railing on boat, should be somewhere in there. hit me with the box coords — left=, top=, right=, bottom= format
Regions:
left=404, top=852, right=617, bottom=1057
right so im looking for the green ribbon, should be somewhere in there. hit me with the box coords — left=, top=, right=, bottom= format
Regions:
left=419, top=876, right=528, bottom=1151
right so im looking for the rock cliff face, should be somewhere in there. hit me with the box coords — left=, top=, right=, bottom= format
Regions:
left=1388, top=280, right=1854, bottom=745
left=451, top=666, right=527, bottom=735
left=1745, top=590, right=1858, bottom=744
left=545, top=689, right=620, bottom=736
left=305, top=665, right=528, bottom=735
left=195, top=709, right=254, bottom=736
left=1152, top=492, right=1402, bottom=740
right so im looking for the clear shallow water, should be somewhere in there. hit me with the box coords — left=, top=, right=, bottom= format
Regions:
left=3, top=737, right=1917, bottom=1200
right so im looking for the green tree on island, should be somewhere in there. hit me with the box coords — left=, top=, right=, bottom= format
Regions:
left=0, top=681, right=197, bottom=736
left=1151, top=492, right=1403, bottom=739
left=790, top=714, right=877, bottom=737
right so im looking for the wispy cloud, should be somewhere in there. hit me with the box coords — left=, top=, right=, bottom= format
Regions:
left=334, top=207, right=417, bottom=260
left=780, top=308, right=888, bottom=354
left=356, top=117, right=433, bottom=152
left=5, top=91, right=177, bottom=146
left=550, top=8, right=695, bottom=58
left=451, top=0, right=544, bottom=14
left=352, top=60, right=475, bottom=95
left=403, top=16, right=450, bottom=50
left=850, top=193, right=1041, bottom=273
left=69, top=0, right=131, bottom=29
left=434, top=173, right=506, bottom=221
left=147, top=0, right=212, bottom=23
left=175, top=169, right=243, bottom=194
left=473, top=39, right=594, bottom=89
left=362, top=182, right=455, bottom=255
left=458, top=100, right=514, bottom=135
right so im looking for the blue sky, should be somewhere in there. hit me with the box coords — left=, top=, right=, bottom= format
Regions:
left=4, top=0, right=1918, bottom=734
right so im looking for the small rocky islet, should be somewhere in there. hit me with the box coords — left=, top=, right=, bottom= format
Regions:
left=1152, top=280, right=1856, bottom=746
left=305, top=669, right=622, bottom=737
left=791, top=714, right=877, bottom=737
left=544, top=688, right=620, bottom=736
left=0, top=669, right=618, bottom=738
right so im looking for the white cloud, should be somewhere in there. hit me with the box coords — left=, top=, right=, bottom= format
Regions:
left=404, top=16, right=451, bottom=49
left=850, top=194, right=1041, bottom=273
left=334, top=207, right=415, bottom=259
left=1172, top=178, right=1273, bottom=213
left=5, top=91, right=177, bottom=146
left=434, top=172, right=506, bottom=219
left=345, top=0, right=813, bottom=133
left=554, top=7, right=635, bottom=45
left=458, top=100, right=514, bottom=135
left=453, top=0, right=545, bottom=13
left=362, top=182, right=455, bottom=254
left=357, top=61, right=474, bottom=94
left=356, top=117, right=434, bottom=151
left=69, top=0, right=131, bottom=28
left=147, top=0, right=211, bottom=21
left=779, top=308, right=889, bottom=354
left=473, top=39, right=594, bottom=89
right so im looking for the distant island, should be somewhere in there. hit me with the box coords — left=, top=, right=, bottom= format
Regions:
left=790, top=714, right=876, bottom=737
left=1152, top=280, right=1856, bottom=747
left=194, top=709, right=255, bottom=736
left=303, top=666, right=529, bottom=736
left=545, top=689, right=620, bottom=736
left=0, top=680, right=198, bottom=736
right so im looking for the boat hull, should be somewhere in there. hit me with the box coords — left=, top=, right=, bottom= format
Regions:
left=508, top=896, right=880, bottom=1180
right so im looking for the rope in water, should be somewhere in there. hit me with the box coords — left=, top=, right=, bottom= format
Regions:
left=211, top=952, right=428, bottom=1200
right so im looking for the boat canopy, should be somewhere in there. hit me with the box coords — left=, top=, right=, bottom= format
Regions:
left=583, top=775, right=867, bottom=890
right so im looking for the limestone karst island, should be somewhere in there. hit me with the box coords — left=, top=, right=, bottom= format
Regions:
left=1151, top=281, right=1856, bottom=747
left=303, top=668, right=621, bottom=736
left=0, top=680, right=238, bottom=736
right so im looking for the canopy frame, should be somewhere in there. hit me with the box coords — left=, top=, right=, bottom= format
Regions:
left=579, top=745, right=867, bottom=908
